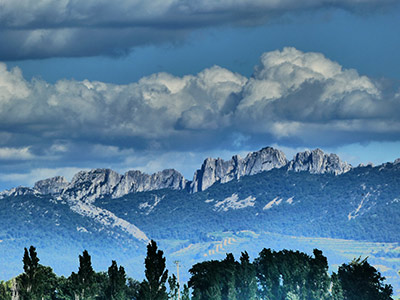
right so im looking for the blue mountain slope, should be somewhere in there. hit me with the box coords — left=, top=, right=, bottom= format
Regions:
left=1, top=149, right=400, bottom=293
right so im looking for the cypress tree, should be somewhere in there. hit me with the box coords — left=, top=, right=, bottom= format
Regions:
left=17, top=246, right=57, bottom=300
left=106, top=260, right=127, bottom=300
left=21, top=246, right=39, bottom=296
left=69, top=250, right=97, bottom=300
left=235, top=252, right=257, bottom=300
left=139, top=240, right=169, bottom=300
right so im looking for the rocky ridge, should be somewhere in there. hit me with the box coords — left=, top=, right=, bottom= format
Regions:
left=287, top=149, right=352, bottom=175
left=190, top=147, right=289, bottom=192
left=1, top=147, right=355, bottom=201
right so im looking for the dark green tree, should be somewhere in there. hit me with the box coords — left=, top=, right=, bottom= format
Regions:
left=255, top=248, right=331, bottom=300
left=235, top=252, right=257, bottom=300
left=126, top=277, right=141, bottom=300
left=139, top=240, right=169, bottom=300
left=106, top=260, right=127, bottom=300
left=306, top=249, right=331, bottom=300
left=16, top=246, right=57, bottom=300
left=168, top=274, right=179, bottom=300
left=189, top=254, right=239, bottom=300
left=0, top=280, right=12, bottom=300
left=19, top=246, right=40, bottom=297
left=55, top=276, right=75, bottom=300
left=33, top=265, right=58, bottom=299
left=336, top=257, right=393, bottom=300
left=190, top=258, right=231, bottom=300
left=220, top=254, right=237, bottom=300
left=181, top=284, right=191, bottom=300
left=331, top=273, right=344, bottom=300
left=189, top=260, right=222, bottom=300
left=255, top=248, right=282, bottom=300
left=68, top=250, right=98, bottom=300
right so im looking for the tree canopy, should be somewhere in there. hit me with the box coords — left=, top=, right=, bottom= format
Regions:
left=0, top=244, right=394, bottom=300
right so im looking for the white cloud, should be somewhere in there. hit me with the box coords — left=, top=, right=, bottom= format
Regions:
left=0, top=147, right=35, bottom=160
left=0, top=47, right=399, bottom=189
left=235, top=47, right=393, bottom=141
left=0, top=64, right=30, bottom=102
left=0, top=47, right=398, bottom=147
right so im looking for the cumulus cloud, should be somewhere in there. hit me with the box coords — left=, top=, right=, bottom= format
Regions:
left=0, top=47, right=399, bottom=188
left=235, top=47, right=391, bottom=141
left=0, top=0, right=397, bottom=60
left=0, top=147, right=35, bottom=160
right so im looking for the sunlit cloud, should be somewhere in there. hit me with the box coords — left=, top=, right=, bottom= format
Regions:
left=0, top=47, right=399, bottom=188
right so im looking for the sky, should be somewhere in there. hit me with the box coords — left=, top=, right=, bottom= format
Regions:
left=1, top=0, right=400, bottom=190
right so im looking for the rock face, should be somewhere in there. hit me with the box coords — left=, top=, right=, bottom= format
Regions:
left=63, top=169, right=123, bottom=202
left=8, top=146, right=353, bottom=200
left=113, top=169, right=187, bottom=198
left=287, top=149, right=352, bottom=175
left=34, top=176, right=69, bottom=195
left=31, top=168, right=187, bottom=203
left=244, top=147, right=289, bottom=175
left=190, top=147, right=289, bottom=192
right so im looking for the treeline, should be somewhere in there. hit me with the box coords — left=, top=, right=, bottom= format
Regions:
left=0, top=240, right=394, bottom=300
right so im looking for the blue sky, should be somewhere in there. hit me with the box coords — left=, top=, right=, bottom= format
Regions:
left=1, top=0, right=400, bottom=190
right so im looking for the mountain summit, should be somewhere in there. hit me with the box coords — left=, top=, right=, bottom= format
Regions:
left=190, top=147, right=289, bottom=192
left=1, top=147, right=352, bottom=200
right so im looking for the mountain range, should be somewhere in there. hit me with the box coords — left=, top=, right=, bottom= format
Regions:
left=1, top=146, right=400, bottom=294
left=1, top=147, right=352, bottom=201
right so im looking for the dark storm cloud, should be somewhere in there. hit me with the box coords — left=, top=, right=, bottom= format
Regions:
left=0, top=0, right=398, bottom=60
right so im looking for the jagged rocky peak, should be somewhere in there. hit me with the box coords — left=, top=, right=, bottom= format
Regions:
left=358, top=162, right=374, bottom=168
left=64, top=169, right=122, bottom=202
left=27, top=167, right=187, bottom=202
left=70, top=169, right=122, bottom=187
left=394, top=158, right=400, bottom=165
left=0, top=186, right=39, bottom=198
left=150, top=169, right=187, bottom=190
left=287, top=148, right=352, bottom=175
left=243, top=147, right=288, bottom=175
left=2, top=146, right=354, bottom=199
left=34, top=176, right=69, bottom=195
left=190, top=157, right=238, bottom=193
left=113, top=169, right=187, bottom=198
left=190, top=146, right=288, bottom=193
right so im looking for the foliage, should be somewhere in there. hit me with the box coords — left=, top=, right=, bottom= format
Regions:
left=0, top=280, right=12, bottom=300
left=106, top=260, right=128, bottom=300
left=335, top=257, right=393, bottom=300
left=68, top=250, right=98, bottom=299
left=168, top=274, right=179, bottom=300
left=16, top=246, right=58, bottom=300
left=255, top=248, right=331, bottom=300
left=189, top=253, right=255, bottom=300
left=139, top=240, right=169, bottom=300
left=2, top=243, right=396, bottom=300
left=182, top=284, right=191, bottom=300
left=126, top=277, right=141, bottom=300
left=235, top=252, right=257, bottom=300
